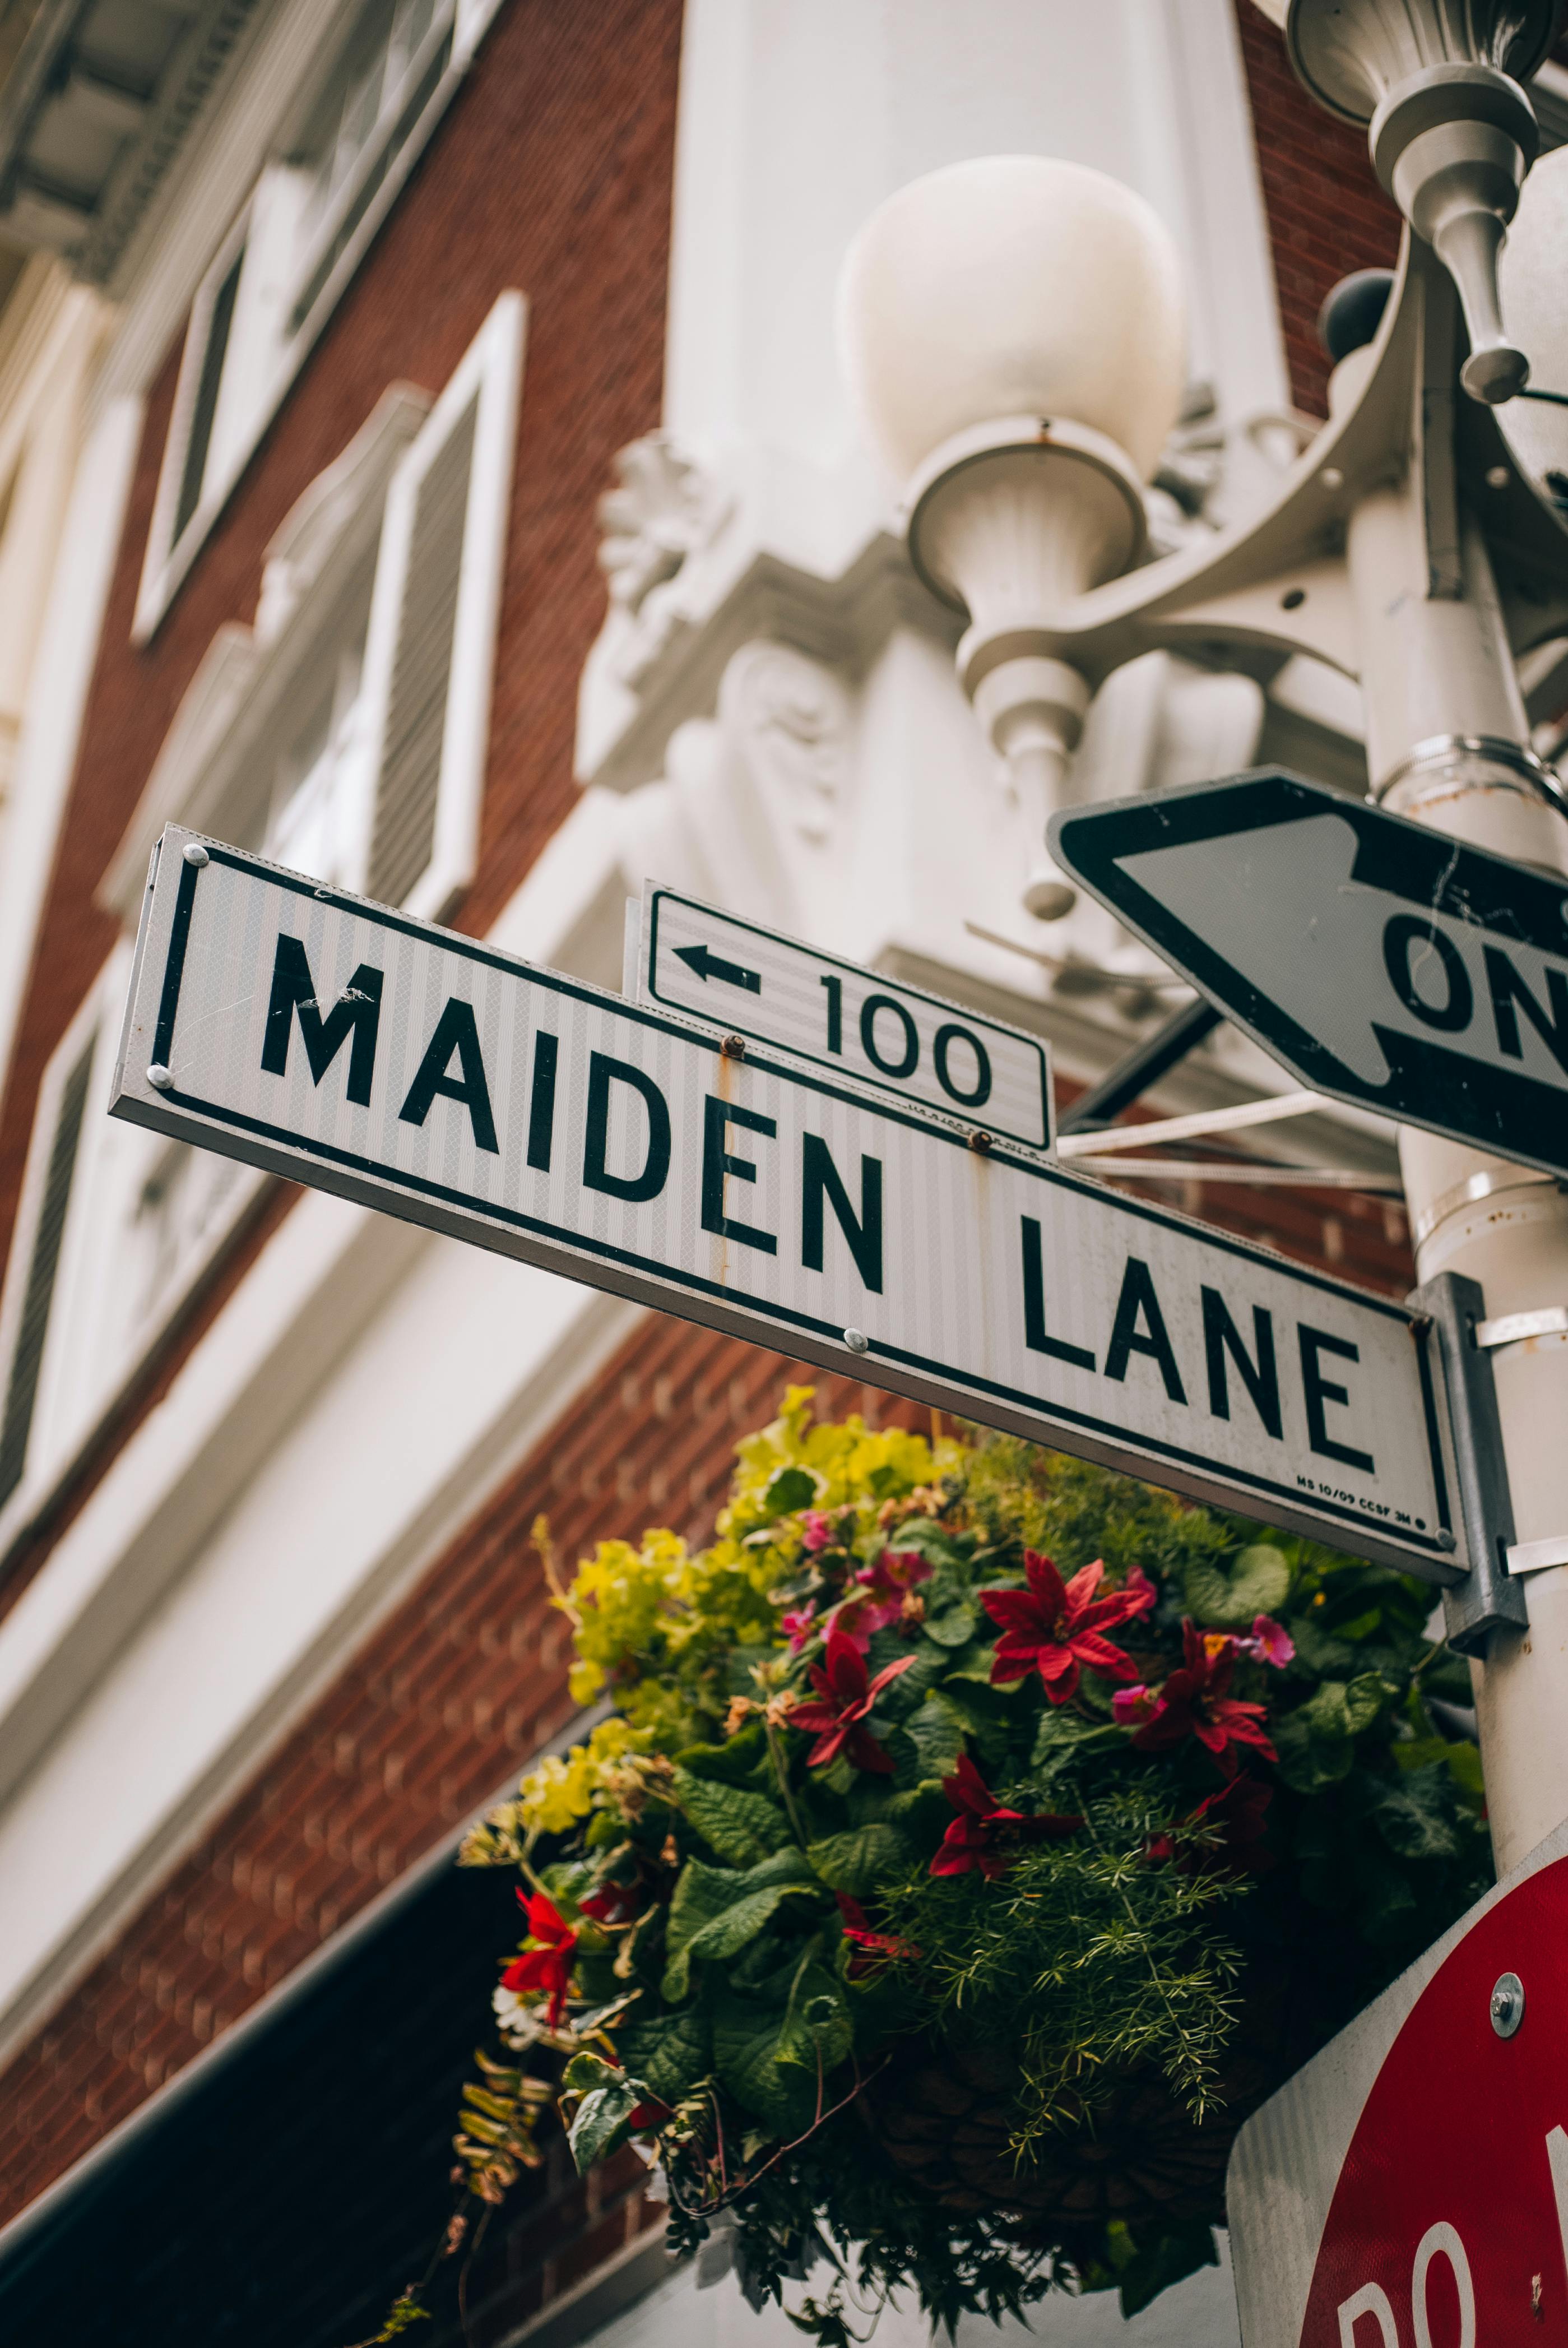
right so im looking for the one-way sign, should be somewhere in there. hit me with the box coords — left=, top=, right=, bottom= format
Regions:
left=110, top=829, right=1462, bottom=1577
left=1050, top=770, right=1568, bottom=1180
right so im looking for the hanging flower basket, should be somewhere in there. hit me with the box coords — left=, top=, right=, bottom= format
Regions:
left=421, top=1391, right=1487, bottom=2342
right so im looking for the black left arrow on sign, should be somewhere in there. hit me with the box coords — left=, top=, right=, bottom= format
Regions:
left=674, top=941, right=762, bottom=994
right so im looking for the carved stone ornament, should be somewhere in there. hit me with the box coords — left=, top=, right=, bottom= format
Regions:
left=719, top=640, right=848, bottom=846
left=596, top=433, right=732, bottom=689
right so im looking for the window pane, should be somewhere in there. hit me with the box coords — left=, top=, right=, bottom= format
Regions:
left=0, top=1035, right=94, bottom=1510
left=174, top=244, right=245, bottom=543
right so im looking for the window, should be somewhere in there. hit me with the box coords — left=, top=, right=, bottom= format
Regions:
left=0, top=1027, right=95, bottom=1512
left=290, top=0, right=451, bottom=330
left=136, top=0, right=500, bottom=640
left=172, top=235, right=245, bottom=543
left=264, top=595, right=372, bottom=883
left=359, top=290, right=523, bottom=916
left=0, top=295, right=524, bottom=1546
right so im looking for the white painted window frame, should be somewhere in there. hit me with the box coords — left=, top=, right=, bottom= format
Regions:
left=0, top=295, right=522, bottom=1560
left=132, top=0, right=507, bottom=645
left=355, top=287, right=525, bottom=918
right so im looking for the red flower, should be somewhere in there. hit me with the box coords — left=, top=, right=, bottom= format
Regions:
left=627, top=2096, right=672, bottom=2132
left=788, top=1626, right=917, bottom=1772
left=1147, top=1774, right=1274, bottom=1872
left=579, top=1878, right=640, bottom=1926
left=836, top=1892, right=921, bottom=1977
left=1192, top=1773, right=1274, bottom=1867
left=500, top=1889, right=578, bottom=2026
left=982, top=1552, right=1154, bottom=1705
left=1125, top=1621, right=1278, bottom=1776
left=930, top=1753, right=1082, bottom=1880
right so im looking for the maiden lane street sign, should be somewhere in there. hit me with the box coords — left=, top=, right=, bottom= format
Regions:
left=109, top=829, right=1468, bottom=1578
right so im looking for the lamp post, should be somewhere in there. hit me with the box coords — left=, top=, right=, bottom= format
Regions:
left=839, top=0, right=1568, bottom=1873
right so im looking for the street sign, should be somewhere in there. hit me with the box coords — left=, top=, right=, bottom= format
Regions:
left=1050, top=770, right=1568, bottom=1180
left=636, top=884, right=1054, bottom=1151
left=110, top=828, right=1464, bottom=1576
left=1228, top=1816, right=1568, bottom=2348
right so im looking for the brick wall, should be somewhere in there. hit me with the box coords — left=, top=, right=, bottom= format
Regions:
left=0, top=0, right=683, bottom=1281
left=0, top=0, right=682, bottom=1617
left=1233, top=1, right=1401, bottom=416
left=0, top=2, right=1425, bottom=2309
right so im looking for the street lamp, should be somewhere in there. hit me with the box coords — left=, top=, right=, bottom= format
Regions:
left=838, top=0, right=1568, bottom=1874
left=839, top=157, right=1186, bottom=919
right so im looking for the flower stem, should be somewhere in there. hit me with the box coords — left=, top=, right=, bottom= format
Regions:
left=766, top=1723, right=810, bottom=1850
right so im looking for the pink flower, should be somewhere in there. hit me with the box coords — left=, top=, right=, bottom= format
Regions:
left=982, top=1553, right=1155, bottom=1705
left=801, top=1511, right=834, bottom=1553
left=849, top=1547, right=933, bottom=1636
left=1112, top=1684, right=1156, bottom=1728
left=1237, top=1614, right=1295, bottom=1668
left=781, top=1602, right=818, bottom=1651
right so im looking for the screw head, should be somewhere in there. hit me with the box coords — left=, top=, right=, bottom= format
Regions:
left=1436, top=1528, right=1458, bottom=1552
left=147, top=1064, right=173, bottom=1091
left=721, top=1035, right=746, bottom=1060
left=1320, top=465, right=1346, bottom=492
left=1486, top=465, right=1511, bottom=490
left=842, top=1327, right=870, bottom=1355
left=182, top=842, right=209, bottom=868
left=968, top=1129, right=993, bottom=1155
left=1491, top=1971, right=1525, bottom=2038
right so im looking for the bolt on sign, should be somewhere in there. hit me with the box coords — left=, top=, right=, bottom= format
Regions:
left=1050, top=770, right=1568, bottom=1181
left=1228, top=1817, right=1568, bottom=2348
left=634, top=883, right=1054, bottom=1151
left=112, top=830, right=1464, bottom=1576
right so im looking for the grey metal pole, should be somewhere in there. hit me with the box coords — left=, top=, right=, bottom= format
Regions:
left=1343, top=373, right=1568, bottom=1872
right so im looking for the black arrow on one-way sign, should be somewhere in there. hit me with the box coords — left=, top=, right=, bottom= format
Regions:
left=673, top=941, right=762, bottom=994
left=1050, top=767, right=1568, bottom=1182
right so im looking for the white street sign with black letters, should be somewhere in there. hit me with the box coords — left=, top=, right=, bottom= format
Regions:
left=110, top=828, right=1466, bottom=1577
left=636, top=884, right=1054, bottom=1151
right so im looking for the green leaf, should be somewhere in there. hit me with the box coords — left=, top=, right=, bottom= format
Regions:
left=805, top=1823, right=913, bottom=1894
left=1368, top=1768, right=1460, bottom=1861
left=616, top=2006, right=711, bottom=2104
left=1030, top=1710, right=1123, bottom=1781
left=1273, top=1710, right=1354, bottom=1794
left=561, top=2050, right=620, bottom=2095
left=940, top=1639, right=1000, bottom=1685
left=568, top=2078, right=644, bottom=2169
left=661, top=1851, right=822, bottom=1998
left=1184, top=1544, right=1290, bottom=1629
left=922, top=1600, right=977, bottom=1648
left=670, top=1766, right=788, bottom=1864
left=1344, top=1673, right=1389, bottom=1734
left=712, top=1991, right=818, bottom=2133
left=901, top=1692, right=968, bottom=1781
left=778, top=1960, right=853, bottom=2073
left=674, top=1724, right=771, bottom=1787
left=767, top=1467, right=819, bottom=1516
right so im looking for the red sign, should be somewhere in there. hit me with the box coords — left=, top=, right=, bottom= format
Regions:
left=1231, top=1839, right=1568, bottom=2348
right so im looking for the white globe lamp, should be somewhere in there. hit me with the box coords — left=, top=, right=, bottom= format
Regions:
left=838, top=156, right=1186, bottom=918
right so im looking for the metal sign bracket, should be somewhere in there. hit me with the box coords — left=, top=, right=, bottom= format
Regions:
left=1409, top=1270, right=1529, bottom=1654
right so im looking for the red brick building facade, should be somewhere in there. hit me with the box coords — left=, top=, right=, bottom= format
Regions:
left=0, top=4, right=1459, bottom=2337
